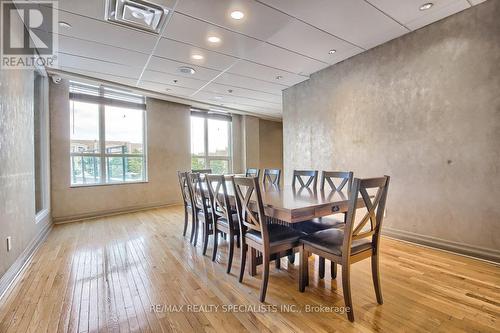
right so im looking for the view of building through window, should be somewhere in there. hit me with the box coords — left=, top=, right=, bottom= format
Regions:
left=191, top=113, right=231, bottom=174
left=69, top=82, right=146, bottom=185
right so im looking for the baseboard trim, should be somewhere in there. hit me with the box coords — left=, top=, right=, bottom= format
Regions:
left=382, top=227, right=500, bottom=264
left=53, top=201, right=183, bottom=224
left=0, top=221, right=52, bottom=301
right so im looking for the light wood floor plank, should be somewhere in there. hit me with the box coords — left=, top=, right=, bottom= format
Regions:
left=0, top=205, right=498, bottom=332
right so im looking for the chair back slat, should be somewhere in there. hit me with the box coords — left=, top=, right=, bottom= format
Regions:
left=292, top=170, right=318, bottom=189
left=177, top=171, right=193, bottom=207
left=321, top=171, right=353, bottom=193
left=206, top=174, right=231, bottom=221
left=245, top=168, right=260, bottom=179
left=262, top=168, right=281, bottom=185
left=343, top=176, right=390, bottom=256
left=189, top=173, right=210, bottom=216
left=232, top=177, right=269, bottom=240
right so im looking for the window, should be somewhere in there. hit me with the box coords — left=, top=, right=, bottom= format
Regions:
left=34, top=69, right=50, bottom=221
left=69, top=81, right=147, bottom=185
left=191, top=111, right=232, bottom=174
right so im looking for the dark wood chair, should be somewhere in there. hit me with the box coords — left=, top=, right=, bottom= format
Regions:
left=189, top=172, right=213, bottom=253
left=245, top=168, right=260, bottom=179
left=299, top=176, right=390, bottom=322
left=296, top=171, right=354, bottom=278
left=206, top=174, right=240, bottom=273
left=192, top=168, right=212, bottom=174
left=262, top=168, right=281, bottom=186
left=177, top=171, right=196, bottom=240
left=232, top=176, right=305, bottom=302
left=292, top=170, right=318, bottom=189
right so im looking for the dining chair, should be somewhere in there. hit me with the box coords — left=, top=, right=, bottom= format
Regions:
left=299, top=176, right=390, bottom=322
left=206, top=174, right=240, bottom=274
left=262, top=168, right=281, bottom=186
left=292, top=170, right=318, bottom=189
left=245, top=168, right=260, bottom=179
left=192, top=168, right=212, bottom=174
left=177, top=171, right=196, bottom=240
left=189, top=172, right=213, bottom=253
left=232, top=176, right=305, bottom=302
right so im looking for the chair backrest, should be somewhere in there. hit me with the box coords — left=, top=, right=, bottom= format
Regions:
left=262, top=168, right=281, bottom=186
left=292, top=170, right=318, bottom=189
left=232, top=176, right=269, bottom=243
left=206, top=174, right=235, bottom=228
left=177, top=171, right=193, bottom=207
left=192, top=168, right=212, bottom=174
left=245, top=168, right=260, bottom=179
left=343, top=176, right=390, bottom=257
left=320, top=171, right=354, bottom=193
left=189, top=172, right=210, bottom=216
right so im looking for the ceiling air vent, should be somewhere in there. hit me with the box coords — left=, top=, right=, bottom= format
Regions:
left=105, top=0, right=170, bottom=33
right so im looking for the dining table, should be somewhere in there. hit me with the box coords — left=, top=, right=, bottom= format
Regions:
left=202, top=177, right=367, bottom=275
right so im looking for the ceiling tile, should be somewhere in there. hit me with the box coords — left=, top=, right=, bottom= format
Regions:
left=56, top=53, right=143, bottom=79
left=141, top=70, right=208, bottom=90
left=468, top=0, right=487, bottom=4
left=155, top=38, right=238, bottom=71
left=266, top=18, right=364, bottom=64
left=211, top=72, right=285, bottom=95
left=55, top=10, right=157, bottom=53
left=163, top=13, right=325, bottom=75
left=147, top=57, right=221, bottom=82
left=367, top=0, right=470, bottom=29
left=139, top=81, right=198, bottom=97
left=58, top=35, right=149, bottom=67
left=200, top=82, right=282, bottom=104
left=175, top=0, right=293, bottom=41
left=58, top=66, right=139, bottom=86
left=259, top=0, right=409, bottom=49
left=404, top=1, right=471, bottom=31
left=227, top=60, right=308, bottom=86
left=193, top=91, right=281, bottom=113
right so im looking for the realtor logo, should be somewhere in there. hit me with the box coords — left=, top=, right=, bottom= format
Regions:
left=1, top=1, right=58, bottom=69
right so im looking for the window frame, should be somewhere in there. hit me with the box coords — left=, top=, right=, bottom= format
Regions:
left=190, top=111, right=233, bottom=174
left=69, top=83, right=148, bottom=187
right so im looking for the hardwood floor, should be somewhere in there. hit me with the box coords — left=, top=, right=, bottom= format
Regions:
left=0, top=205, right=498, bottom=332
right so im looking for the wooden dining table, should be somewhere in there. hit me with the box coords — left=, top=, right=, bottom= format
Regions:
left=202, top=178, right=367, bottom=275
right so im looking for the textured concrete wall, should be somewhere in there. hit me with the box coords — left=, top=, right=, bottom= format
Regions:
left=283, top=1, right=500, bottom=256
left=0, top=69, right=51, bottom=277
left=50, top=80, right=191, bottom=221
left=242, top=115, right=261, bottom=169
left=259, top=120, right=283, bottom=175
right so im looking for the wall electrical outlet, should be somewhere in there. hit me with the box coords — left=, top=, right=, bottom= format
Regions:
left=6, top=236, right=12, bottom=252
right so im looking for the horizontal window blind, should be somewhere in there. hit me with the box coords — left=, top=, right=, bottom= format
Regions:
left=69, top=81, right=146, bottom=110
left=191, top=109, right=232, bottom=122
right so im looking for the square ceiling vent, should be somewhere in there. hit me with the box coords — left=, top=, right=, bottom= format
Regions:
left=105, top=0, right=170, bottom=33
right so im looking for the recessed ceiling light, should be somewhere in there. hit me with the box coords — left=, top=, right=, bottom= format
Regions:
left=191, top=54, right=204, bottom=60
left=227, top=89, right=233, bottom=93
left=165, top=88, right=171, bottom=91
left=214, top=96, right=223, bottom=100
left=59, top=21, right=72, bottom=28
left=328, top=49, right=336, bottom=54
left=419, top=3, right=433, bottom=10
left=275, top=75, right=283, bottom=80
left=230, top=10, right=244, bottom=20
left=207, top=36, right=221, bottom=43
left=178, top=66, right=196, bottom=74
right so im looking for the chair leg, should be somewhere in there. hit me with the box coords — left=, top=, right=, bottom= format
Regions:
left=193, top=215, right=200, bottom=246
left=212, top=226, right=219, bottom=262
left=249, top=248, right=257, bottom=276
left=342, top=265, right=354, bottom=322
left=202, top=222, right=209, bottom=255
left=371, top=254, right=383, bottom=304
left=318, top=256, right=325, bottom=279
left=259, top=255, right=270, bottom=302
left=227, top=234, right=235, bottom=274
left=189, top=212, right=196, bottom=244
left=182, top=206, right=188, bottom=236
left=236, top=233, right=240, bottom=248
left=239, top=244, right=247, bottom=283
left=275, top=255, right=281, bottom=269
left=299, top=246, right=307, bottom=292
left=331, top=261, right=337, bottom=279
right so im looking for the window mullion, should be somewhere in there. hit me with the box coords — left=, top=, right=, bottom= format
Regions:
left=98, top=86, right=106, bottom=183
left=204, top=117, right=209, bottom=168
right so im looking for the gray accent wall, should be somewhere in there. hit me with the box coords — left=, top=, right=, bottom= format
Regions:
left=0, top=69, right=52, bottom=280
left=282, top=1, right=500, bottom=260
